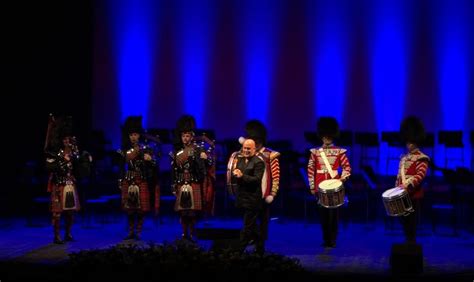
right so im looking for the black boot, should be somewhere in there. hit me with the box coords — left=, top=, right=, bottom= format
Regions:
left=124, top=213, right=135, bottom=240
left=53, top=217, right=64, bottom=244
left=135, top=213, right=144, bottom=240
left=64, top=212, right=74, bottom=242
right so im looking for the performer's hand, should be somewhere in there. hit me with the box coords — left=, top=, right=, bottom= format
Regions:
left=341, top=173, right=350, bottom=182
left=265, top=195, right=274, bottom=204
left=400, top=183, right=408, bottom=190
left=144, top=153, right=152, bottom=161
left=64, top=154, right=71, bottom=161
left=233, top=169, right=243, bottom=178
left=200, top=152, right=208, bottom=159
left=310, top=190, right=316, bottom=196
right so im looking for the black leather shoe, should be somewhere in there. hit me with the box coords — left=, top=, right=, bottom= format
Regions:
left=54, top=237, right=64, bottom=244
left=124, top=233, right=135, bottom=240
left=64, top=234, right=74, bottom=242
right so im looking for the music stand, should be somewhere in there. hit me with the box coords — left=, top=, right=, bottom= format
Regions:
left=146, top=128, right=172, bottom=144
left=195, top=129, right=216, bottom=141
left=471, top=131, right=474, bottom=170
left=355, top=132, right=380, bottom=172
left=89, top=130, right=110, bottom=160
left=304, top=131, right=319, bottom=146
left=338, top=130, right=353, bottom=147
left=438, top=131, right=464, bottom=168
left=381, top=132, right=402, bottom=147
left=382, top=131, right=403, bottom=175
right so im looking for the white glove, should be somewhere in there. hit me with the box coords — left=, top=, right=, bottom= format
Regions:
left=265, top=195, right=274, bottom=204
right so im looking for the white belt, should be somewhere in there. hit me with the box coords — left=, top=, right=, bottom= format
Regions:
left=316, top=170, right=338, bottom=174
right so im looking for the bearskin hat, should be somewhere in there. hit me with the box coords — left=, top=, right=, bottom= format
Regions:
left=122, top=116, right=143, bottom=135
left=317, top=117, right=340, bottom=139
left=49, top=115, right=74, bottom=151
left=173, top=115, right=196, bottom=150
left=245, top=120, right=267, bottom=146
left=121, top=116, right=143, bottom=149
left=175, top=115, right=196, bottom=136
left=400, top=116, right=425, bottom=145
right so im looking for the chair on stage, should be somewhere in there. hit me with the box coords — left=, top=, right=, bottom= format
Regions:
left=430, top=168, right=459, bottom=236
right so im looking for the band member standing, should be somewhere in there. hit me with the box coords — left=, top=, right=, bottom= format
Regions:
left=396, top=116, right=430, bottom=243
left=307, top=117, right=351, bottom=248
left=244, top=120, right=280, bottom=254
left=171, top=115, right=207, bottom=242
left=230, top=139, right=265, bottom=254
left=119, top=116, right=158, bottom=240
left=45, top=115, right=92, bottom=244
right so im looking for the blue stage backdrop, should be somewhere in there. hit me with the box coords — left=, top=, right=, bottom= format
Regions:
left=92, top=0, right=474, bottom=173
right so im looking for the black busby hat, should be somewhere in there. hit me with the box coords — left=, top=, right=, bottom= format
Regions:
left=56, top=115, right=74, bottom=139
left=245, top=120, right=267, bottom=146
left=122, top=116, right=144, bottom=135
left=49, top=115, right=74, bottom=151
left=173, top=115, right=196, bottom=150
left=175, top=115, right=196, bottom=136
left=317, top=117, right=340, bottom=139
left=400, top=116, right=425, bottom=145
left=121, top=116, right=143, bottom=149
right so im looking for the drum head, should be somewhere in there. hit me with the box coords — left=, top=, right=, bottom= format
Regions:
left=382, top=187, right=406, bottom=198
left=319, top=179, right=343, bottom=191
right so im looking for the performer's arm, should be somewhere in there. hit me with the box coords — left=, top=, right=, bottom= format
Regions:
left=339, top=150, right=351, bottom=181
left=406, top=160, right=429, bottom=189
left=307, top=152, right=316, bottom=195
left=270, top=157, right=280, bottom=196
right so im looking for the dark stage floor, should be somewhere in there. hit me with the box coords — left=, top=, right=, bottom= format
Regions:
left=0, top=215, right=473, bottom=280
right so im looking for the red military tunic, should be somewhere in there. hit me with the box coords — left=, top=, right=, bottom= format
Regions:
left=307, top=144, right=351, bottom=194
left=395, top=149, right=430, bottom=200
left=258, top=147, right=280, bottom=198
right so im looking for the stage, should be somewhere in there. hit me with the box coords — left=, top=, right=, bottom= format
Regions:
left=1, top=215, right=473, bottom=280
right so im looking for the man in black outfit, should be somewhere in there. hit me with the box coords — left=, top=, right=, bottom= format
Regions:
left=231, top=139, right=265, bottom=254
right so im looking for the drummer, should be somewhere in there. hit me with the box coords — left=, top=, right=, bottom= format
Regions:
left=396, top=116, right=430, bottom=243
left=307, top=117, right=351, bottom=248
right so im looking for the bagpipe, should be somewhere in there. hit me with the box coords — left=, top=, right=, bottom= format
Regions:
left=44, top=113, right=93, bottom=179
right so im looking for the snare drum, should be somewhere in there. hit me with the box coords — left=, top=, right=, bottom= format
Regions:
left=318, top=179, right=345, bottom=208
left=382, top=187, right=413, bottom=216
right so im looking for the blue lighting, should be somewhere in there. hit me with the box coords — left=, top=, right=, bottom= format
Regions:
left=110, top=0, right=157, bottom=126
left=368, top=0, right=410, bottom=132
left=307, top=0, right=350, bottom=122
left=237, top=0, right=283, bottom=122
left=175, top=0, right=216, bottom=127
left=433, top=0, right=470, bottom=130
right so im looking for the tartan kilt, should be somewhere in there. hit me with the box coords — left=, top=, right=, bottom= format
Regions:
left=174, top=183, right=203, bottom=211
left=50, top=184, right=81, bottom=213
left=121, top=178, right=150, bottom=212
left=202, top=176, right=215, bottom=215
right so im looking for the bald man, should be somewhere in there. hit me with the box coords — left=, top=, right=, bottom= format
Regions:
left=231, top=139, right=266, bottom=254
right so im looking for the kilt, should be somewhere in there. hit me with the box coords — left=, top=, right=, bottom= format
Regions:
left=121, top=178, right=150, bottom=212
left=50, top=184, right=81, bottom=213
left=174, top=183, right=203, bottom=211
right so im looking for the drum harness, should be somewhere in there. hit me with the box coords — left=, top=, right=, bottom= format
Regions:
left=319, top=148, right=337, bottom=179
